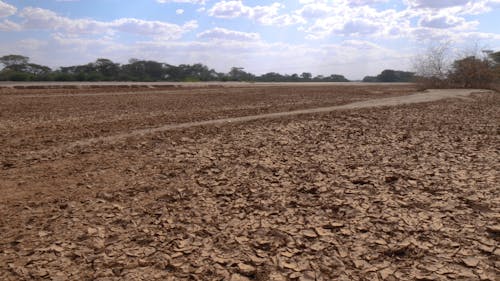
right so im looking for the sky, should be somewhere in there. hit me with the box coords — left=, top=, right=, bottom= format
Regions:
left=0, top=0, right=499, bottom=79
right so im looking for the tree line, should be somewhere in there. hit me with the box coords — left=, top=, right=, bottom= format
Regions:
left=0, top=55, right=351, bottom=83
left=1, top=51, right=499, bottom=86
left=362, top=69, right=415, bottom=83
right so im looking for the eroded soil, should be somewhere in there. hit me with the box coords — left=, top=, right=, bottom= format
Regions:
left=0, top=84, right=498, bottom=281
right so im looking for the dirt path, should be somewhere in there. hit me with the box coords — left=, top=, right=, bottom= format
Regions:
left=37, top=88, right=491, bottom=153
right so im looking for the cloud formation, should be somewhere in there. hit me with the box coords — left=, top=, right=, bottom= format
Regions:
left=157, top=0, right=206, bottom=4
left=208, top=1, right=305, bottom=26
left=0, top=1, right=16, bottom=18
left=0, top=0, right=499, bottom=79
left=17, top=7, right=197, bottom=39
left=0, top=19, right=21, bottom=31
left=197, top=27, right=260, bottom=41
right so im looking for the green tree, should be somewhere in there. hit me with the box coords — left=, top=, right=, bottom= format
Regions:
left=362, top=76, right=378, bottom=82
left=376, top=69, right=414, bottom=82
left=0, top=55, right=29, bottom=67
left=229, top=67, right=254, bottom=81
left=325, top=74, right=349, bottom=82
left=94, top=58, right=120, bottom=79
left=300, top=72, right=312, bottom=81
left=0, top=54, right=53, bottom=81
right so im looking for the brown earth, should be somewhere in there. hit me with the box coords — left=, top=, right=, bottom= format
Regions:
left=0, top=84, right=498, bottom=281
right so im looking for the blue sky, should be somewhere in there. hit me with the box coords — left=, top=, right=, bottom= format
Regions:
left=0, top=0, right=499, bottom=79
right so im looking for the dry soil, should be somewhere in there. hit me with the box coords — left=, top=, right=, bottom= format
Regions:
left=0, top=84, right=498, bottom=281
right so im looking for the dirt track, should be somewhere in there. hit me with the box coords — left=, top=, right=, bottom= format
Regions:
left=32, top=88, right=491, bottom=153
left=0, top=84, right=499, bottom=281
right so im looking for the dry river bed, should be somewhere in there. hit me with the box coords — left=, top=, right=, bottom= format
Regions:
left=0, top=84, right=499, bottom=281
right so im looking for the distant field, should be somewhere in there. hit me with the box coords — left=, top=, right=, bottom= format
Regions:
left=1, top=84, right=498, bottom=281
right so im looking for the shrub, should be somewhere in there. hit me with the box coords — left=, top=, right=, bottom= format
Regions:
left=448, top=56, right=494, bottom=88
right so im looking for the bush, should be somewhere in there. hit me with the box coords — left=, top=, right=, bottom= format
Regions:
left=448, top=56, right=494, bottom=88
left=413, top=76, right=450, bottom=90
left=0, top=69, right=32, bottom=81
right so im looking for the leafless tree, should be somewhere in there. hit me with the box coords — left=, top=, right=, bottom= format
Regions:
left=413, top=43, right=453, bottom=79
left=412, top=42, right=453, bottom=89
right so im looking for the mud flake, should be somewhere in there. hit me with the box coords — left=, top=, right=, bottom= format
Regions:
left=230, top=273, right=251, bottom=281
left=237, top=263, right=256, bottom=276
left=302, top=229, right=318, bottom=238
left=462, top=257, right=480, bottom=267
left=379, top=267, right=394, bottom=280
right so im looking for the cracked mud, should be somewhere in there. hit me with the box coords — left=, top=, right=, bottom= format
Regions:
left=0, top=84, right=498, bottom=281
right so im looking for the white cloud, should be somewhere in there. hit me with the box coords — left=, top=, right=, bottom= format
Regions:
left=176, top=9, right=185, bottom=14
left=295, top=0, right=498, bottom=41
left=339, top=39, right=384, bottom=49
left=0, top=1, right=17, bottom=18
left=418, top=14, right=473, bottom=29
left=301, top=3, right=411, bottom=39
left=342, top=19, right=381, bottom=35
left=398, top=0, right=500, bottom=41
left=157, top=0, right=206, bottom=4
left=297, top=2, right=332, bottom=18
left=208, top=1, right=305, bottom=26
left=0, top=19, right=21, bottom=31
left=349, top=0, right=389, bottom=6
left=409, top=24, right=500, bottom=42
left=17, top=7, right=197, bottom=39
left=111, top=18, right=197, bottom=39
left=18, top=38, right=49, bottom=50
left=405, top=0, right=500, bottom=15
left=19, top=7, right=107, bottom=34
left=406, top=0, right=473, bottom=9
left=197, top=27, right=260, bottom=41
left=208, top=1, right=252, bottom=18
left=298, top=0, right=387, bottom=6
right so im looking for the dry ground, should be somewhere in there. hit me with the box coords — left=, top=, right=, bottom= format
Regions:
left=0, top=84, right=498, bottom=281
